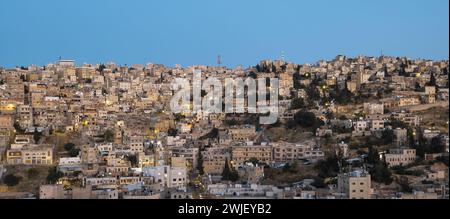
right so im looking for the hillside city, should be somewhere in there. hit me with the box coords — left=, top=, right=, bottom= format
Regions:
left=0, top=55, right=448, bottom=199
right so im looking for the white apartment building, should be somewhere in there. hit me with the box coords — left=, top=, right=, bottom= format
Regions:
left=142, top=166, right=187, bottom=190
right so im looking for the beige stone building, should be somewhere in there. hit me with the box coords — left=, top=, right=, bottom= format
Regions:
left=384, top=148, right=416, bottom=167
left=0, top=114, right=14, bottom=130
left=81, top=145, right=99, bottom=164
left=6, top=145, right=53, bottom=165
left=16, top=104, right=33, bottom=129
left=40, top=184, right=65, bottom=199
left=202, top=147, right=230, bottom=175
left=393, top=128, right=408, bottom=146
left=272, top=142, right=324, bottom=162
left=232, top=144, right=272, bottom=166
left=228, top=125, right=256, bottom=141
left=338, top=170, right=372, bottom=199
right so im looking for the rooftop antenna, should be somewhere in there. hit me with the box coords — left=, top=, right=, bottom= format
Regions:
left=217, top=55, right=222, bottom=67
left=281, top=51, right=285, bottom=62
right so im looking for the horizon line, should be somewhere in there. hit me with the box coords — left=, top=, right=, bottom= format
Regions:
left=1, top=54, right=449, bottom=70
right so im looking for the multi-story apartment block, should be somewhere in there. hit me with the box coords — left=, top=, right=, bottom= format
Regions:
left=202, top=147, right=230, bottom=175
left=228, top=125, right=256, bottom=141
left=232, top=144, right=272, bottom=166
left=6, top=145, right=53, bottom=165
left=16, top=104, right=33, bottom=129
left=384, top=148, right=416, bottom=167
left=272, top=142, right=324, bottom=162
left=142, top=166, right=187, bottom=190
left=338, top=170, right=372, bottom=199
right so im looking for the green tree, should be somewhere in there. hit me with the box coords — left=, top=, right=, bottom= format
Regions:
left=294, top=110, right=322, bottom=130
left=311, top=177, right=327, bottom=188
left=398, top=176, right=412, bottom=193
left=306, top=83, right=320, bottom=102
left=104, top=129, right=114, bottom=142
left=33, top=128, right=42, bottom=143
left=13, top=122, right=25, bottom=134
left=201, top=90, right=208, bottom=98
left=168, top=128, right=178, bottom=137
left=255, top=64, right=261, bottom=72
left=46, top=167, right=64, bottom=184
left=290, top=97, right=305, bottom=110
left=3, top=174, right=21, bottom=187
left=222, top=158, right=239, bottom=182
left=69, top=148, right=80, bottom=157
left=330, top=84, right=353, bottom=104
left=381, top=129, right=394, bottom=144
left=293, top=72, right=302, bottom=89
left=315, top=154, right=340, bottom=178
left=367, top=146, right=380, bottom=165
left=64, top=143, right=75, bottom=152
left=369, top=161, right=393, bottom=185
left=430, top=136, right=445, bottom=153
left=64, top=143, right=79, bottom=157
left=197, top=148, right=204, bottom=176
left=97, top=64, right=106, bottom=72
left=248, top=72, right=257, bottom=79
left=426, top=72, right=437, bottom=87
left=127, top=155, right=138, bottom=167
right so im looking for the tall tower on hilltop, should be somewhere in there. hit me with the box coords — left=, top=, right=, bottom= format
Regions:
left=217, top=55, right=222, bottom=67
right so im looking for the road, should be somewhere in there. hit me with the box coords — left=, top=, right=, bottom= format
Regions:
left=404, top=101, right=449, bottom=112
left=391, top=101, right=449, bottom=112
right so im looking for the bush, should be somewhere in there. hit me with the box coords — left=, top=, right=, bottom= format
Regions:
left=290, top=98, right=305, bottom=110
left=168, top=128, right=178, bottom=137
left=69, top=148, right=81, bottom=157
left=294, top=110, right=322, bottom=130
left=315, top=154, right=340, bottom=178
left=370, top=162, right=393, bottom=185
left=311, top=177, right=327, bottom=188
left=104, top=130, right=114, bottom=142
left=3, top=174, right=21, bottom=187
left=398, top=176, right=412, bottom=192
left=63, top=143, right=76, bottom=152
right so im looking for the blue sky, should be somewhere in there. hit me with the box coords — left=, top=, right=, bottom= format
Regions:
left=0, top=0, right=448, bottom=68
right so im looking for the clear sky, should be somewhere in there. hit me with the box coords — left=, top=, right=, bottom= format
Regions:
left=0, top=0, right=448, bottom=68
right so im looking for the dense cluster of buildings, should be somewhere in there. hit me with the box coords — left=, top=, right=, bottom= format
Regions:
left=0, top=55, right=448, bottom=199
